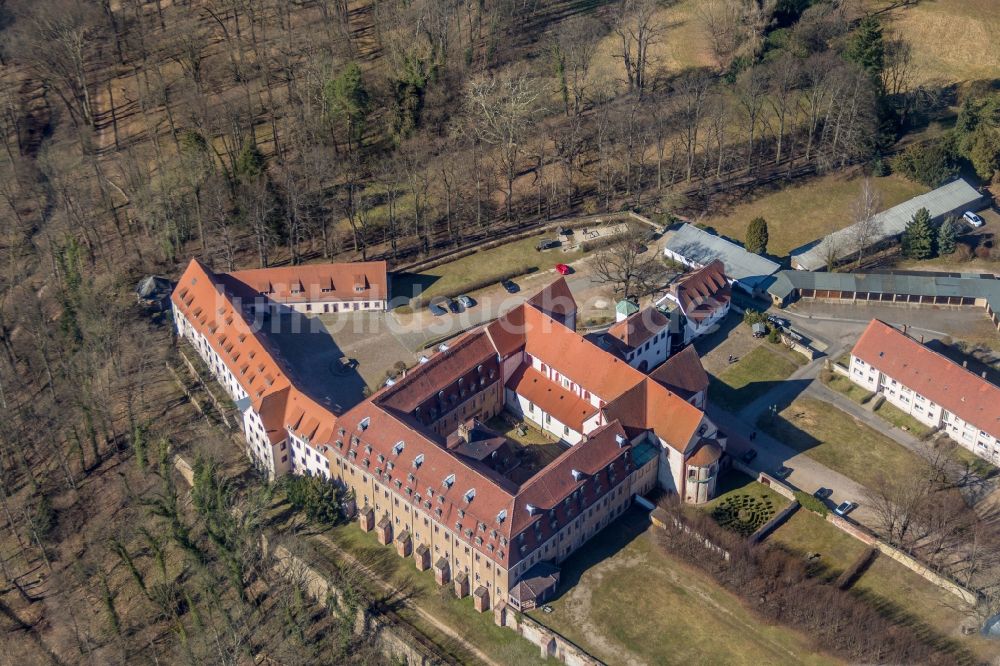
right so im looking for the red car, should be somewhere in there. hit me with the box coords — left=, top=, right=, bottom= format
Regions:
left=555, top=263, right=571, bottom=275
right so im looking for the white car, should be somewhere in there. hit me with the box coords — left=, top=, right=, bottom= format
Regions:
left=963, top=211, right=985, bottom=228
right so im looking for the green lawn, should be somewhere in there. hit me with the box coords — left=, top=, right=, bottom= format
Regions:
left=822, top=372, right=873, bottom=404
left=700, top=470, right=790, bottom=514
left=314, top=522, right=553, bottom=665
left=710, top=345, right=804, bottom=413
left=700, top=172, right=928, bottom=257
left=758, top=397, right=928, bottom=489
left=873, top=400, right=934, bottom=437
left=393, top=234, right=584, bottom=303
left=769, top=510, right=868, bottom=579
left=943, top=441, right=999, bottom=480
left=530, top=510, right=839, bottom=666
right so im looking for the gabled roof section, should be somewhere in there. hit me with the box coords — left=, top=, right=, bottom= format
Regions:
left=519, top=305, right=645, bottom=402
left=510, top=421, right=631, bottom=533
left=507, top=364, right=597, bottom=433
left=484, top=305, right=527, bottom=358
left=671, top=260, right=731, bottom=322
left=526, top=276, right=577, bottom=321
left=852, top=319, right=1000, bottom=440
left=226, top=261, right=389, bottom=303
left=601, top=378, right=703, bottom=453
left=375, top=330, right=498, bottom=414
left=649, top=346, right=709, bottom=399
left=605, top=306, right=670, bottom=352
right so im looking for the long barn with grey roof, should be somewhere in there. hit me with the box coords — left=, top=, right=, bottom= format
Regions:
left=767, top=269, right=1000, bottom=331
left=789, top=179, right=986, bottom=271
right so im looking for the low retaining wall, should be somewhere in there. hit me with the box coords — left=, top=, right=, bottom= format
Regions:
left=498, top=607, right=604, bottom=666
left=829, top=362, right=850, bottom=378
left=781, top=334, right=816, bottom=361
left=751, top=501, right=800, bottom=544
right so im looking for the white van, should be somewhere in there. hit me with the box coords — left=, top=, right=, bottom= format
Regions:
left=963, top=211, right=985, bottom=228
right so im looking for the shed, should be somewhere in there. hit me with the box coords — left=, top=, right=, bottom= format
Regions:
left=136, top=275, right=173, bottom=311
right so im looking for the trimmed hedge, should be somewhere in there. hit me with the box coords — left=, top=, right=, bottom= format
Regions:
left=794, top=490, right=829, bottom=517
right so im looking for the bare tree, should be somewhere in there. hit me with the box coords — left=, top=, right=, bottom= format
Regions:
left=555, top=16, right=603, bottom=116
left=465, top=70, right=540, bottom=221
left=592, top=224, right=665, bottom=300
left=698, top=0, right=742, bottom=71
left=5, top=0, right=103, bottom=129
left=850, top=177, right=883, bottom=267
left=613, top=0, right=662, bottom=94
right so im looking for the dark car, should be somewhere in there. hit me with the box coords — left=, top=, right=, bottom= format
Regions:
left=558, top=226, right=574, bottom=236
left=536, top=239, right=562, bottom=251
left=632, top=243, right=649, bottom=254
left=428, top=301, right=448, bottom=316
left=741, top=449, right=757, bottom=463
left=501, top=280, right=520, bottom=294
left=814, top=487, right=833, bottom=500
left=767, top=315, right=789, bottom=329
left=776, top=465, right=793, bottom=478
left=447, top=299, right=461, bottom=313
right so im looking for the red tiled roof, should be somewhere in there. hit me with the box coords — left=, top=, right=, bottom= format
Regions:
left=649, top=346, right=709, bottom=399
left=507, top=364, right=597, bottom=433
left=510, top=421, right=632, bottom=538
left=600, top=378, right=703, bottom=453
left=526, top=276, right=577, bottom=319
left=671, top=260, right=730, bottom=322
left=687, top=438, right=722, bottom=466
left=171, top=259, right=337, bottom=444
left=519, top=305, right=646, bottom=402
left=226, top=261, right=388, bottom=304
left=376, top=331, right=498, bottom=414
left=332, top=401, right=519, bottom=562
left=605, top=306, right=670, bottom=351
left=852, top=319, right=1000, bottom=440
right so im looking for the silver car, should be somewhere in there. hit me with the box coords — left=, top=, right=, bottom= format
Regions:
left=963, top=211, right=985, bottom=228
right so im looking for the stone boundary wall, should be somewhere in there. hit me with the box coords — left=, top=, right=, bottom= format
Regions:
left=498, top=608, right=605, bottom=666
left=650, top=508, right=731, bottom=561
left=830, top=362, right=850, bottom=378
left=175, top=348, right=235, bottom=429
left=780, top=334, right=816, bottom=361
left=737, top=462, right=981, bottom=606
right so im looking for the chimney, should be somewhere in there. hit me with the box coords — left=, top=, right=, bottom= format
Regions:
left=456, top=421, right=472, bottom=444
left=902, top=324, right=907, bottom=335
left=983, top=371, right=988, bottom=379
left=964, top=360, right=969, bottom=368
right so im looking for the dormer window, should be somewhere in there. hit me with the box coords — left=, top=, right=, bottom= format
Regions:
left=443, top=474, right=455, bottom=488
left=496, top=510, right=507, bottom=524
left=393, top=441, right=405, bottom=455
left=414, top=454, right=424, bottom=469
left=464, top=488, right=476, bottom=503
left=358, top=417, right=370, bottom=431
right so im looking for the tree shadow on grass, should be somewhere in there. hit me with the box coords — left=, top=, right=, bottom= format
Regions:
left=391, top=273, right=441, bottom=304
left=849, top=585, right=977, bottom=665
